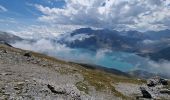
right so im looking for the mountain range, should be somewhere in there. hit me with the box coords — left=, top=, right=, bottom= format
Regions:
left=58, top=28, right=170, bottom=54
left=1, top=28, right=170, bottom=73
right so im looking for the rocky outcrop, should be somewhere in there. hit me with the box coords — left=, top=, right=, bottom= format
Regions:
left=115, top=77, right=170, bottom=100
left=47, top=84, right=66, bottom=94
left=140, top=77, right=170, bottom=99
left=0, top=41, right=12, bottom=47
left=23, top=52, right=31, bottom=57
left=139, top=87, right=152, bottom=98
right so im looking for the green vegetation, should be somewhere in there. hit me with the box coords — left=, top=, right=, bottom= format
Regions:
left=76, top=81, right=89, bottom=94
left=73, top=65, right=146, bottom=99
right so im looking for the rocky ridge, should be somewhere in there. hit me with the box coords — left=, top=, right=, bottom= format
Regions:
left=0, top=44, right=170, bottom=100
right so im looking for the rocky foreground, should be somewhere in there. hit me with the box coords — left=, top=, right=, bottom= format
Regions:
left=0, top=44, right=170, bottom=100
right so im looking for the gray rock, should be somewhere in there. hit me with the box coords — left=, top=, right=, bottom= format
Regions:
left=160, top=89, right=170, bottom=94
left=140, top=87, right=152, bottom=99
left=24, top=52, right=31, bottom=57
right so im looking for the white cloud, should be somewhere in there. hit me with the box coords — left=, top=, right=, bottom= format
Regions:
left=142, top=39, right=156, bottom=44
left=12, top=39, right=73, bottom=57
left=61, top=34, right=94, bottom=42
left=0, top=17, right=17, bottom=23
left=35, top=0, right=170, bottom=31
left=148, top=60, right=170, bottom=77
left=8, top=24, right=82, bottom=39
left=96, top=49, right=112, bottom=59
left=0, top=5, right=7, bottom=12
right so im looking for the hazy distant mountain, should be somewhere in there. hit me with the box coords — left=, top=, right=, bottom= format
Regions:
left=58, top=28, right=142, bottom=52
left=145, top=29, right=170, bottom=40
left=0, top=31, right=23, bottom=43
left=58, top=28, right=170, bottom=54
left=141, top=47, right=170, bottom=61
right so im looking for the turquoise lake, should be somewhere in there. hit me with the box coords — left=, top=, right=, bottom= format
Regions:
left=51, top=48, right=148, bottom=72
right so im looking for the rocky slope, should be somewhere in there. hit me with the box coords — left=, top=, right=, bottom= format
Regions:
left=0, top=31, right=22, bottom=43
left=0, top=44, right=169, bottom=100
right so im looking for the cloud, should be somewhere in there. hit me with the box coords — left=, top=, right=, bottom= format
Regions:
left=11, top=38, right=170, bottom=77
left=148, top=60, right=170, bottom=77
left=8, top=24, right=82, bottom=39
left=35, top=0, right=170, bottom=31
left=60, top=33, right=94, bottom=42
left=142, top=39, right=156, bottom=44
left=11, top=39, right=95, bottom=63
left=0, top=5, right=7, bottom=12
left=12, top=39, right=73, bottom=57
left=95, top=49, right=112, bottom=59
left=0, top=18, right=17, bottom=23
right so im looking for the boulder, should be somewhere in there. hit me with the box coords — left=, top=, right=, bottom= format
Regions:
left=147, top=80, right=156, bottom=87
left=47, top=84, right=66, bottom=94
left=147, top=76, right=168, bottom=87
left=2, top=50, right=7, bottom=53
left=140, top=87, right=152, bottom=98
left=23, top=52, right=31, bottom=57
left=159, top=78, right=168, bottom=85
left=160, top=89, right=170, bottom=94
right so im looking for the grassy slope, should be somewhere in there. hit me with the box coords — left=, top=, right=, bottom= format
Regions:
left=0, top=44, right=146, bottom=99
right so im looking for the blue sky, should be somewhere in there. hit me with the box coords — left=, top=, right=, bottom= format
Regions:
left=0, top=0, right=170, bottom=38
left=0, top=0, right=65, bottom=18
left=0, top=0, right=65, bottom=31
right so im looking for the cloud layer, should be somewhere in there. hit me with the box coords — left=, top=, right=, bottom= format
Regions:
left=35, top=0, right=170, bottom=31
left=12, top=39, right=170, bottom=77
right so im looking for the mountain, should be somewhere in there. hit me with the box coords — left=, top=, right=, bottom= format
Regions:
left=0, top=31, right=23, bottom=43
left=146, top=29, right=170, bottom=40
left=58, top=28, right=142, bottom=52
left=140, top=47, right=170, bottom=61
left=58, top=28, right=170, bottom=53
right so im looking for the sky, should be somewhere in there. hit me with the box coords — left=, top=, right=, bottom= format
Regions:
left=0, top=0, right=170, bottom=38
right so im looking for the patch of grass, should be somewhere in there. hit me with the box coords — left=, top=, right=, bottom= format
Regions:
left=79, top=69, right=129, bottom=99
left=73, top=65, right=145, bottom=99
left=76, top=81, right=89, bottom=94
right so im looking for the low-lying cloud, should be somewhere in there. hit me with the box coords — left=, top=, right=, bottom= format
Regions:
left=12, top=38, right=170, bottom=78
left=12, top=39, right=72, bottom=57
left=147, top=60, right=170, bottom=77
